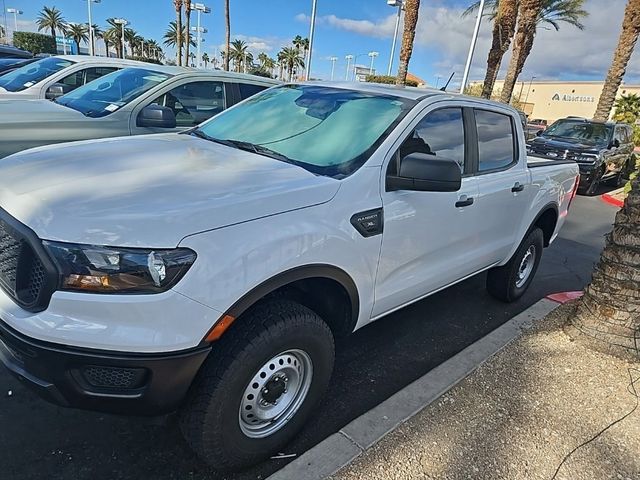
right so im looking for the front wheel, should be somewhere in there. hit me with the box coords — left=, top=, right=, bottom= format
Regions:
left=180, top=299, right=335, bottom=472
left=486, top=228, right=544, bottom=303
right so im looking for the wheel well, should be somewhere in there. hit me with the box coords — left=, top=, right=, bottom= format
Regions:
left=533, top=207, right=558, bottom=247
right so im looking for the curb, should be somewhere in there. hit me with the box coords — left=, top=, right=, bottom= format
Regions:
left=268, top=298, right=561, bottom=480
left=601, top=190, right=625, bottom=208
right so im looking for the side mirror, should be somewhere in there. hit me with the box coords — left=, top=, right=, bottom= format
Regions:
left=535, top=129, right=544, bottom=137
left=387, top=153, right=462, bottom=192
left=136, top=105, right=177, bottom=129
left=45, top=83, right=73, bottom=100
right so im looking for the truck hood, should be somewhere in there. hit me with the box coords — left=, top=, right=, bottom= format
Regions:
left=527, top=136, right=602, bottom=155
left=0, top=98, right=86, bottom=123
left=0, top=134, right=340, bottom=247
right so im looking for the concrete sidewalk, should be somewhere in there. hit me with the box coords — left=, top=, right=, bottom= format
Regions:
left=330, top=303, right=640, bottom=480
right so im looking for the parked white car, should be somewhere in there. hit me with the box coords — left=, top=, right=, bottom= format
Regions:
left=0, top=66, right=279, bottom=158
left=0, top=55, right=149, bottom=100
left=0, top=83, right=579, bottom=472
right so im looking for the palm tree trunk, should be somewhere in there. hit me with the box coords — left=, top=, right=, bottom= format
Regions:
left=174, top=1, right=183, bottom=66
left=396, top=0, right=420, bottom=86
left=184, top=0, right=192, bottom=67
left=224, top=0, right=231, bottom=71
left=593, top=0, right=640, bottom=121
left=75, top=40, right=80, bottom=53
left=482, top=0, right=518, bottom=99
left=51, top=27, right=56, bottom=38
left=104, top=39, right=109, bottom=57
left=567, top=175, right=640, bottom=361
left=500, top=0, right=543, bottom=103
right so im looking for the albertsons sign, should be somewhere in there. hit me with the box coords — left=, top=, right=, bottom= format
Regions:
left=551, top=93, right=595, bottom=103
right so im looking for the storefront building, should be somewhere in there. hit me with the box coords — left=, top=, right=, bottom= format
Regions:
left=470, top=79, right=640, bottom=123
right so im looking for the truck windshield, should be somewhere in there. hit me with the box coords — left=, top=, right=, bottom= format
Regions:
left=542, top=120, right=613, bottom=146
left=55, top=68, right=172, bottom=118
left=0, top=57, right=74, bottom=92
left=195, top=85, right=415, bottom=178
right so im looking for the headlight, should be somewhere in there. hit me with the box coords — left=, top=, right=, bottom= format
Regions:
left=574, top=155, right=598, bottom=163
left=43, top=241, right=196, bottom=294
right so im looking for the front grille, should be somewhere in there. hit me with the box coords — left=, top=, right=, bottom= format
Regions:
left=0, top=210, right=56, bottom=311
left=82, top=366, right=147, bottom=389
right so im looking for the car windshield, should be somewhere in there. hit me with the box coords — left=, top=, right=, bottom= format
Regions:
left=0, top=57, right=74, bottom=92
left=195, top=85, right=415, bottom=178
left=542, top=120, right=613, bottom=145
left=55, top=68, right=172, bottom=118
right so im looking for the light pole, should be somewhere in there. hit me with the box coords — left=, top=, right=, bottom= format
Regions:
left=1, top=0, right=7, bottom=45
left=113, top=18, right=128, bottom=59
left=192, top=3, right=211, bottom=69
left=305, top=0, right=318, bottom=80
left=435, top=74, right=441, bottom=88
left=459, top=0, right=485, bottom=94
left=6, top=8, right=21, bottom=35
left=368, top=51, right=379, bottom=75
left=329, top=56, right=337, bottom=81
left=191, top=26, right=207, bottom=68
left=386, top=0, right=403, bottom=76
left=524, top=75, right=536, bottom=105
left=344, top=54, right=353, bottom=81
left=84, top=0, right=100, bottom=56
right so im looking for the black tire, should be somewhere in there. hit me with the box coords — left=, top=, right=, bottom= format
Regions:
left=179, top=299, right=335, bottom=472
left=582, top=166, right=604, bottom=196
left=486, top=228, right=544, bottom=303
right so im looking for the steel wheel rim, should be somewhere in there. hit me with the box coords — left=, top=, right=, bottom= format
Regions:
left=516, top=245, right=536, bottom=288
left=239, top=349, right=313, bottom=439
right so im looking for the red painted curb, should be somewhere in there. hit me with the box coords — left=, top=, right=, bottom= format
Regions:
left=546, top=291, right=584, bottom=304
left=601, top=193, right=624, bottom=208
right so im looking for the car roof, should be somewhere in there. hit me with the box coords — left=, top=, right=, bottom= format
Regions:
left=170, top=68, right=281, bottom=84
left=54, top=55, right=154, bottom=67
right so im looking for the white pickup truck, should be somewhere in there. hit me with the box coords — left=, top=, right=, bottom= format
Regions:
left=0, top=83, right=579, bottom=471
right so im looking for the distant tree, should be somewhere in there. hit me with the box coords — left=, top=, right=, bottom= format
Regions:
left=396, top=0, right=420, bottom=85
left=173, top=0, right=183, bottom=65
left=229, top=39, right=251, bottom=72
left=37, top=6, right=67, bottom=39
left=202, top=52, right=210, bottom=67
left=66, top=23, right=89, bottom=53
left=279, top=46, right=304, bottom=81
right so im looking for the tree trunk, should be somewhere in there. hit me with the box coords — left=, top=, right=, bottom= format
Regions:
left=482, top=0, right=518, bottom=99
left=500, top=0, right=543, bottom=104
left=184, top=0, right=192, bottom=67
left=593, top=0, right=640, bottom=121
left=396, top=0, right=420, bottom=86
left=51, top=27, right=56, bottom=39
left=224, top=0, right=231, bottom=71
left=174, top=1, right=183, bottom=66
left=104, top=39, right=110, bottom=57
left=567, top=175, right=640, bottom=361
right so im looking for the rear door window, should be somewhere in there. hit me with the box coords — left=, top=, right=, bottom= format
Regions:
left=151, top=81, right=226, bottom=127
left=475, top=109, right=516, bottom=172
left=59, top=67, right=118, bottom=89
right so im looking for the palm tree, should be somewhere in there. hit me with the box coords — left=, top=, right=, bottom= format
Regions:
left=258, top=52, right=269, bottom=67
left=568, top=173, right=640, bottom=361
left=499, top=0, right=587, bottom=102
left=202, top=52, right=210, bottom=67
left=224, top=0, right=231, bottom=71
left=124, top=29, right=139, bottom=57
left=613, top=93, right=640, bottom=123
left=188, top=51, right=196, bottom=67
left=173, top=0, right=183, bottom=66
left=184, top=0, right=192, bottom=67
left=37, top=6, right=67, bottom=39
left=163, top=22, right=195, bottom=53
left=105, top=18, right=125, bottom=58
left=229, top=39, right=249, bottom=72
left=396, top=0, right=420, bottom=85
left=88, top=24, right=101, bottom=55
left=594, top=0, right=640, bottom=121
left=66, top=23, right=89, bottom=54
left=279, top=46, right=304, bottom=81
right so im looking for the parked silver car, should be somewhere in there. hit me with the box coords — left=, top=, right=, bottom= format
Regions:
left=0, top=66, right=279, bottom=158
left=0, top=55, right=150, bottom=100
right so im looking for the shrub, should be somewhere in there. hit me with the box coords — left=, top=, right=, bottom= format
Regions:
left=365, top=74, right=419, bottom=88
left=13, top=31, right=56, bottom=55
left=126, top=55, right=163, bottom=65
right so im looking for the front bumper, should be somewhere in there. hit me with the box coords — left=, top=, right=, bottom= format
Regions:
left=576, top=163, right=598, bottom=188
left=0, top=319, right=210, bottom=415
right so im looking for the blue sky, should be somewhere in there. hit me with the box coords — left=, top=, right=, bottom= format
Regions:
left=4, top=0, right=640, bottom=86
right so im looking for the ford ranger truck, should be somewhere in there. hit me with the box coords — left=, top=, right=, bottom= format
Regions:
left=0, top=83, right=579, bottom=472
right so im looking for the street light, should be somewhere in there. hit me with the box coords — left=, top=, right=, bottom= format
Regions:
left=113, top=18, right=128, bottom=59
left=83, top=0, right=100, bottom=56
left=305, top=0, right=318, bottom=81
left=386, top=0, right=403, bottom=76
left=368, top=51, right=379, bottom=75
left=524, top=75, right=537, bottom=105
left=344, top=54, right=353, bottom=81
left=191, top=26, right=207, bottom=68
left=191, top=3, right=211, bottom=68
left=460, top=0, right=485, bottom=93
left=6, top=8, right=22, bottom=35
left=329, top=56, right=338, bottom=81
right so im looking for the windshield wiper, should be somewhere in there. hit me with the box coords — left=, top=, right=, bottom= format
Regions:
left=191, top=130, right=298, bottom=166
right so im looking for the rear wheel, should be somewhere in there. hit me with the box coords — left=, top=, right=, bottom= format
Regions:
left=486, top=228, right=544, bottom=303
left=180, top=299, right=335, bottom=472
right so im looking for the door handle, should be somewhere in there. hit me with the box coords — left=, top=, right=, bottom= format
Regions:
left=512, top=182, right=525, bottom=193
left=455, top=196, right=474, bottom=208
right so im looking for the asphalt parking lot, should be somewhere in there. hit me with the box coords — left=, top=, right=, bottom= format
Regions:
left=0, top=192, right=618, bottom=480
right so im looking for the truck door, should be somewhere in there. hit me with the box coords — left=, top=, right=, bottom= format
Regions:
left=469, top=108, right=531, bottom=264
left=372, top=106, right=481, bottom=318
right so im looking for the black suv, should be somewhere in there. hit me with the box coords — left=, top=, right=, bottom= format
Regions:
left=527, top=117, right=636, bottom=195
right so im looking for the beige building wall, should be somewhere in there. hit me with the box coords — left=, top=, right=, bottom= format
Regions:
left=470, top=80, right=640, bottom=123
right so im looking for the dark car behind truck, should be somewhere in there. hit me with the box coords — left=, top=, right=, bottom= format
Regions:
left=527, top=118, right=636, bottom=195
